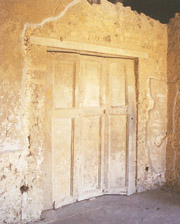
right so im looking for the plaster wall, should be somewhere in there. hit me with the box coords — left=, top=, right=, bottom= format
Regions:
left=166, top=14, right=180, bottom=191
left=0, top=0, right=167, bottom=223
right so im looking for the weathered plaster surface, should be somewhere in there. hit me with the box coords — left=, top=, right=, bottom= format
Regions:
left=0, top=0, right=167, bottom=223
left=146, top=78, right=167, bottom=173
left=166, top=14, right=180, bottom=192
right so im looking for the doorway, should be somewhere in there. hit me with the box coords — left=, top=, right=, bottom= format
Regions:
left=45, top=52, right=136, bottom=209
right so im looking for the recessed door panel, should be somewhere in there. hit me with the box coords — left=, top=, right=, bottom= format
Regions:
left=81, top=60, right=101, bottom=107
left=52, top=118, right=74, bottom=207
left=109, top=63, right=126, bottom=106
left=54, top=56, right=75, bottom=109
left=81, top=116, right=101, bottom=193
left=108, top=115, right=127, bottom=192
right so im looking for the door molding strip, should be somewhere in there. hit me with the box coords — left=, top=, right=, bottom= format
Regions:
left=30, top=36, right=148, bottom=59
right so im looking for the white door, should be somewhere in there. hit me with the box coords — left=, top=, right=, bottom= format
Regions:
left=47, top=52, right=136, bottom=208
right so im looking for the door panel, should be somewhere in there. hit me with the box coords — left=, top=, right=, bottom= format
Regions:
left=47, top=52, right=136, bottom=208
left=108, top=62, right=126, bottom=106
left=81, top=59, right=101, bottom=107
left=54, top=55, right=75, bottom=109
left=80, top=116, right=101, bottom=193
left=52, top=118, right=73, bottom=207
left=107, top=115, right=127, bottom=192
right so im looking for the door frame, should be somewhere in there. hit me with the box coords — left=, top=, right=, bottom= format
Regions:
left=28, top=37, right=146, bottom=209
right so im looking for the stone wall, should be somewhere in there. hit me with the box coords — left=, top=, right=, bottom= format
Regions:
left=0, top=0, right=167, bottom=223
left=166, top=14, right=180, bottom=191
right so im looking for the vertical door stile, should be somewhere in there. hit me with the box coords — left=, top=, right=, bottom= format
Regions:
left=73, top=55, right=81, bottom=199
left=43, top=52, right=54, bottom=210
left=126, top=60, right=136, bottom=195
left=101, top=58, right=107, bottom=193
left=70, top=55, right=77, bottom=198
left=70, top=117, right=74, bottom=197
left=77, top=54, right=84, bottom=198
left=51, top=53, right=55, bottom=206
left=104, top=58, right=109, bottom=192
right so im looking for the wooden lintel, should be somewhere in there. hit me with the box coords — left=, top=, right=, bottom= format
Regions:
left=30, top=36, right=148, bottom=59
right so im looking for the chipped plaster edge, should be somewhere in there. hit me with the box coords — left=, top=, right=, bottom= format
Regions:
left=19, top=0, right=81, bottom=153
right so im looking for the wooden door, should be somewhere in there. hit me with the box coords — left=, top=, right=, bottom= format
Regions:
left=46, top=52, right=136, bottom=208
left=104, top=58, right=136, bottom=195
left=76, top=55, right=106, bottom=200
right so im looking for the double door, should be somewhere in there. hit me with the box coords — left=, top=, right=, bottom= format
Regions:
left=47, top=52, right=136, bottom=208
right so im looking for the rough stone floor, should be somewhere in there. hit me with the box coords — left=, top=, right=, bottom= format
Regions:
left=31, top=188, right=180, bottom=224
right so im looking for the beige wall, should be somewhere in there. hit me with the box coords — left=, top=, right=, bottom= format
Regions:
left=166, top=14, right=180, bottom=191
left=0, top=0, right=168, bottom=223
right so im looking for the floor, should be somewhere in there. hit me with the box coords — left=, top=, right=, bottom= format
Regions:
left=31, top=187, right=180, bottom=224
